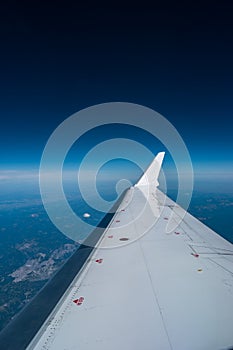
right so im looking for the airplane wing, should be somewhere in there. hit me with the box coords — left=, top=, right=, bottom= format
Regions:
left=1, top=152, right=233, bottom=350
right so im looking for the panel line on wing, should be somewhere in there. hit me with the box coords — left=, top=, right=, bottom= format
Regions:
left=137, top=238, right=173, bottom=350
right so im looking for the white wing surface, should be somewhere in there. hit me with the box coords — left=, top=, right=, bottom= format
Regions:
left=24, top=153, right=233, bottom=350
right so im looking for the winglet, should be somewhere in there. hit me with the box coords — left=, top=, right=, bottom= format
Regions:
left=135, top=152, right=165, bottom=188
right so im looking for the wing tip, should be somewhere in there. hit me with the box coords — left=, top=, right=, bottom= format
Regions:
left=135, top=151, right=165, bottom=187
left=155, top=151, right=165, bottom=164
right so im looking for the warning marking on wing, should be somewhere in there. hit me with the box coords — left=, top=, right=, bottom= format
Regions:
left=191, top=253, right=199, bottom=258
left=95, top=259, right=103, bottom=264
left=73, top=297, right=84, bottom=306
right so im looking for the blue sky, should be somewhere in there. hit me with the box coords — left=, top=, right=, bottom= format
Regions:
left=0, top=2, right=232, bottom=179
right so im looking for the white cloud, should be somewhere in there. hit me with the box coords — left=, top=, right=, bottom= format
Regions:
left=0, top=170, right=39, bottom=181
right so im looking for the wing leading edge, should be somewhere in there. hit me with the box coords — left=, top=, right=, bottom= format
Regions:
left=23, top=153, right=233, bottom=349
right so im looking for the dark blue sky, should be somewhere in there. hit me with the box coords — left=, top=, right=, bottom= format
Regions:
left=0, top=1, right=233, bottom=173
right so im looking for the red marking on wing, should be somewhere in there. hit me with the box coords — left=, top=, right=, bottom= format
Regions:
left=108, top=235, right=113, bottom=238
left=95, top=258, right=103, bottom=264
left=73, top=297, right=84, bottom=306
left=115, top=220, right=120, bottom=223
left=191, top=253, right=199, bottom=258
